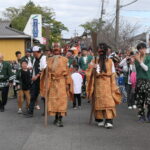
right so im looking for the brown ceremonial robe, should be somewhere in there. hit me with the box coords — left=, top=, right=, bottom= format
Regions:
left=86, top=58, right=121, bottom=119
left=40, top=55, right=73, bottom=116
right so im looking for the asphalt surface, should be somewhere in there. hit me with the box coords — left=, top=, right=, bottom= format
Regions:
left=0, top=97, right=150, bottom=150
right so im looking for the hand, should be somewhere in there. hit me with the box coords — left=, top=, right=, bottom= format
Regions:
left=130, top=57, right=135, bottom=64
left=126, top=56, right=130, bottom=60
left=135, top=53, right=141, bottom=63
left=28, top=67, right=33, bottom=70
left=32, top=76, right=38, bottom=81
left=9, top=83, right=13, bottom=87
left=17, top=85, right=20, bottom=90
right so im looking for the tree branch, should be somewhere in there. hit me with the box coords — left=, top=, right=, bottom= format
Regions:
left=120, top=0, right=138, bottom=8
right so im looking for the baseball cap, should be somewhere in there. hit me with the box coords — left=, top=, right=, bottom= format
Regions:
left=32, top=46, right=41, bottom=52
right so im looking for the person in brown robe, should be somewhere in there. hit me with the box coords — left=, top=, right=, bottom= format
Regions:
left=40, top=47, right=73, bottom=127
left=86, top=43, right=121, bottom=129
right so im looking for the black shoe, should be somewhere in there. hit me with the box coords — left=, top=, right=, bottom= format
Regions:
left=139, top=116, right=146, bottom=122
left=0, top=106, right=5, bottom=112
left=53, top=119, right=58, bottom=125
left=56, top=120, right=64, bottom=127
left=23, top=111, right=33, bottom=118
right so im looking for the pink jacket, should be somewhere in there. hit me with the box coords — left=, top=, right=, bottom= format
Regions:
left=130, top=72, right=136, bottom=89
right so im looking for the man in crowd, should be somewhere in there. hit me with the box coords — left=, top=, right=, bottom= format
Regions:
left=21, top=48, right=34, bottom=70
left=86, top=43, right=121, bottom=129
left=78, top=47, right=93, bottom=71
left=79, top=47, right=93, bottom=98
left=15, top=51, right=22, bottom=70
left=0, top=53, right=14, bottom=112
left=24, top=46, right=47, bottom=117
left=66, top=50, right=77, bottom=73
left=119, top=51, right=137, bottom=109
left=44, top=48, right=53, bottom=58
left=41, top=47, right=73, bottom=127
left=135, top=43, right=150, bottom=122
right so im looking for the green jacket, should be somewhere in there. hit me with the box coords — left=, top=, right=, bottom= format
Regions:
left=135, top=56, right=150, bottom=80
left=0, top=61, right=14, bottom=87
left=68, top=57, right=77, bottom=68
left=79, top=55, right=93, bottom=71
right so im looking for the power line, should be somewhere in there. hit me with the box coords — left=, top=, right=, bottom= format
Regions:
left=121, top=9, right=150, bottom=12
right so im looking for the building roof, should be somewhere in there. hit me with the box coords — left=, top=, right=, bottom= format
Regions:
left=0, top=21, right=31, bottom=39
left=133, top=32, right=147, bottom=41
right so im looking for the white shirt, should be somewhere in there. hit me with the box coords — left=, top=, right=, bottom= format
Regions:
left=71, top=72, right=83, bottom=94
left=96, top=62, right=116, bottom=74
left=39, top=55, right=47, bottom=71
left=32, top=55, right=47, bottom=77
left=27, top=57, right=33, bottom=68
left=83, top=56, right=88, bottom=64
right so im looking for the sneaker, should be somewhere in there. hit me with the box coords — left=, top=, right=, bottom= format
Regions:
left=18, top=108, right=22, bottom=114
left=105, top=123, right=113, bottom=129
left=35, top=105, right=40, bottom=110
left=128, top=106, right=132, bottom=110
left=73, top=107, right=77, bottom=110
left=97, top=121, right=105, bottom=127
left=133, top=105, right=137, bottom=109
left=53, top=119, right=58, bottom=125
left=147, top=116, right=150, bottom=122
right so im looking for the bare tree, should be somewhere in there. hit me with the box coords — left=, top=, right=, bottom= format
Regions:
left=99, top=19, right=139, bottom=51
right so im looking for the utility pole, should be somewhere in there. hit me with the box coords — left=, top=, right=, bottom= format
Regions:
left=115, top=0, right=138, bottom=50
left=115, top=0, right=120, bottom=50
left=100, top=0, right=105, bottom=23
left=98, top=0, right=105, bottom=43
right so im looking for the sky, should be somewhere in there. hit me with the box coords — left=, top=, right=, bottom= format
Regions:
left=0, top=0, right=150, bottom=38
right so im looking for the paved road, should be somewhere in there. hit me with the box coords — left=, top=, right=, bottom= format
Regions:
left=0, top=98, right=149, bottom=150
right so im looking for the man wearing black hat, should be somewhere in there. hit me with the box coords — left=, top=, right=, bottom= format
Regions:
left=24, top=46, right=47, bottom=117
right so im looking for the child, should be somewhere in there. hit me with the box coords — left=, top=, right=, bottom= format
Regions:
left=118, top=73, right=127, bottom=103
left=16, top=60, right=31, bottom=114
left=71, top=65, right=83, bottom=109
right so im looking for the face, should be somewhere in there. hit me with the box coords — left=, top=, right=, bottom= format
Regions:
left=0, top=54, right=3, bottom=62
left=82, top=50, right=88, bottom=56
left=66, top=52, right=72, bottom=58
left=98, top=48, right=106, bottom=56
left=44, top=51, right=51, bottom=56
left=33, top=52, right=38, bottom=58
left=107, top=48, right=112, bottom=55
left=139, top=48, right=146, bottom=56
left=17, top=53, right=22, bottom=59
left=21, top=62, right=28, bottom=70
left=25, top=52, right=31, bottom=57
left=53, top=50, right=60, bottom=55
left=130, top=56, right=135, bottom=64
